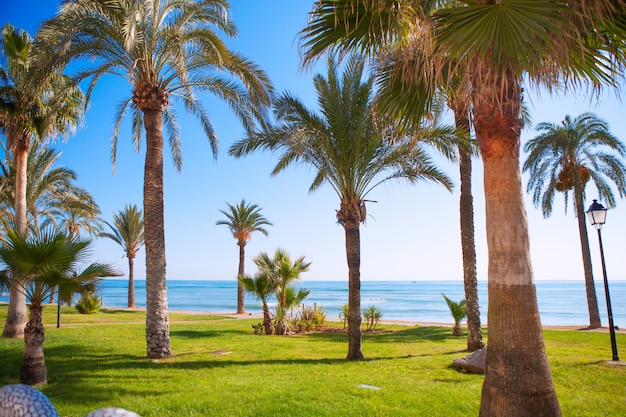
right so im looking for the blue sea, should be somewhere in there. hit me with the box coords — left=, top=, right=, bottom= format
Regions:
left=3, top=279, right=620, bottom=327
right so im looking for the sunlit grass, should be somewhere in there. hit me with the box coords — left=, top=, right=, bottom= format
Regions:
left=0, top=305, right=624, bottom=416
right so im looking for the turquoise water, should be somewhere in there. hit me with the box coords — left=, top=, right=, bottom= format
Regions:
left=90, top=279, right=626, bottom=326
left=2, top=279, right=624, bottom=326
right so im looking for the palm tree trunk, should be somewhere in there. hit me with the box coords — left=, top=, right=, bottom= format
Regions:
left=143, top=107, right=171, bottom=359
left=20, top=302, right=47, bottom=385
left=344, top=218, right=364, bottom=360
left=237, top=244, right=246, bottom=314
left=128, top=255, right=136, bottom=308
left=573, top=188, right=601, bottom=328
left=262, top=302, right=273, bottom=335
left=474, top=68, right=560, bottom=417
left=2, top=148, right=29, bottom=339
left=455, top=110, right=484, bottom=352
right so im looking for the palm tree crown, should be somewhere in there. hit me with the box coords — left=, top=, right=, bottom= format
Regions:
left=216, top=200, right=272, bottom=247
left=524, top=112, right=626, bottom=216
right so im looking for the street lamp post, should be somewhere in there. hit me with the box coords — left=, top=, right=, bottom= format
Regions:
left=586, top=199, right=619, bottom=362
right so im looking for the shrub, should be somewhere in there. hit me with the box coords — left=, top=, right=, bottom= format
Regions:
left=290, top=304, right=327, bottom=333
left=75, top=294, right=100, bottom=314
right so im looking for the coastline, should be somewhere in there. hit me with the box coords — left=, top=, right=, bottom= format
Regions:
left=119, top=306, right=623, bottom=332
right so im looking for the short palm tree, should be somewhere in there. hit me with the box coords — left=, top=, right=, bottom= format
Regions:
left=40, top=0, right=273, bottom=358
left=239, top=273, right=276, bottom=335
left=523, top=112, right=626, bottom=329
left=0, top=228, right=119, bottom=385
left=250, top=248, right=311, bottom=335
left=0, top=24, right=84, bottom=338
left=216, top=200, right=272, bottom=314
left=100, top=205, right=145, bottom=308
left=270, top=248, right=311, bottom=335
left=299, top=1, right=626, bottom=413
left=442, top=294, right=467, bottom=337
left=231, top=57, right=453, bottom=358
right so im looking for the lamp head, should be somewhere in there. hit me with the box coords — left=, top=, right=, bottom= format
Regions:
left=586, top=199, right=607, bottom=229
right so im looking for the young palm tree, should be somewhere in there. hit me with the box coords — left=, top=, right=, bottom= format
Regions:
left=100, top=205, right=145, bottom=308
left=0, top=24, right=84, bottom=338
left=0, top=228, right=119, bottom=385
left=299, top=1, right=626, bottom=414
left=239, top=273, right=275, bottom=335
left=231, top=57, right=453, bottom=358
left=250, top=248, right=311, bottom=335
left=442, top=293, right=467, bottom=337
left=523, top=113, right=626, bottom=329
left=216, top=200, right=272, bottom=314
left=270, top=248, right=311, bottom=335
left=40, top=0, right=273, bottom=358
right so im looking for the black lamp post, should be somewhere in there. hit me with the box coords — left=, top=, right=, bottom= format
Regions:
left=586, top=199, right=619, bottom=362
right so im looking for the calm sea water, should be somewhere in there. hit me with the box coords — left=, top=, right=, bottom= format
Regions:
left=4, top=279, right=618, bottom=327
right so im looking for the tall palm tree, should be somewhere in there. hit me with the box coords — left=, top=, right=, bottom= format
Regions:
left=100, top=205, right=145, bottom=308
left=40, top=0, right=273, bottom=358
left=230, top=57, right=453, bottom=359
left=216, top=199, right=272, bottom=314
left=299, top=1, right=626, bottom=414
left=0, top=142, right=102, bottom=307
left=523, top=113, right=626, bottom=329
left=0, top=24, right=84, bottom=338
left=0, top=228, right=119, bottom=385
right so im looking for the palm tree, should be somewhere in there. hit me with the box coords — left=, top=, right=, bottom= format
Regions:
left=442, top=293, right=467, bottom=337
left=230, top=57, right=453, bottom=358
left=299, top=1, right=626, bottom=414
left=0, top=24, right=84, bottom=338
left=0, top=228, right=119, bottom=385
left=216, top=200, right=272, bottom=314
left=100, top=205, right=145, bottom=308
left=0, top=142, right=102, bottom=307
left=40, top=0, right=273, bottom=358
left=523, top=113, right=626, bottom=329
left=250, top=248, right=311, bottom=335
left=270, top=248, right=310, bottom=335
left=239, top=273, right=276, bottom=335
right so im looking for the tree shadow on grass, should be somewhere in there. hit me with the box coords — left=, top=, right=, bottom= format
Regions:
left=305, top=325, right=454, bottom=344
left=170, top=328, right=250, bottom=340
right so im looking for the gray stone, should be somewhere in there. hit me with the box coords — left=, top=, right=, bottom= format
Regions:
left=452, top=346, right=486, bottom=374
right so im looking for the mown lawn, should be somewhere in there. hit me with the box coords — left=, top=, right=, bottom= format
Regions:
left=0, top=305, right=624, bottom=416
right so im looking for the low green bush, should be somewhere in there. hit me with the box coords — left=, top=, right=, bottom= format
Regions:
left=75, top=294, right=100, bottom=314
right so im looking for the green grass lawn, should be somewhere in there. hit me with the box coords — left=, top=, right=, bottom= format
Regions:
left=0, top=305, right=625, bottom=417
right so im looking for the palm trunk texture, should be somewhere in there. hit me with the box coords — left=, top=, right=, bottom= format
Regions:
left=344, top=218, right=364, bottom=360
left=262, top=303, right=273, bottom=335
left=128, top=255, right=136, bottom=308
left=473, top=68, right=561, bottom=416
left=3, top=149, right=29, bottom=339
left=143, top=107, right=171, bottom=359
left=20, top=303, right=47, bottom=385
left=237, top=244, right=246, bottom=314
left=574, top=187, right=601, bottom=328
left=455, top=110, right=484, bottom=352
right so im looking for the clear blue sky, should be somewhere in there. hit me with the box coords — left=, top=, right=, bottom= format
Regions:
left=3, top=1, right=626, bottom=284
